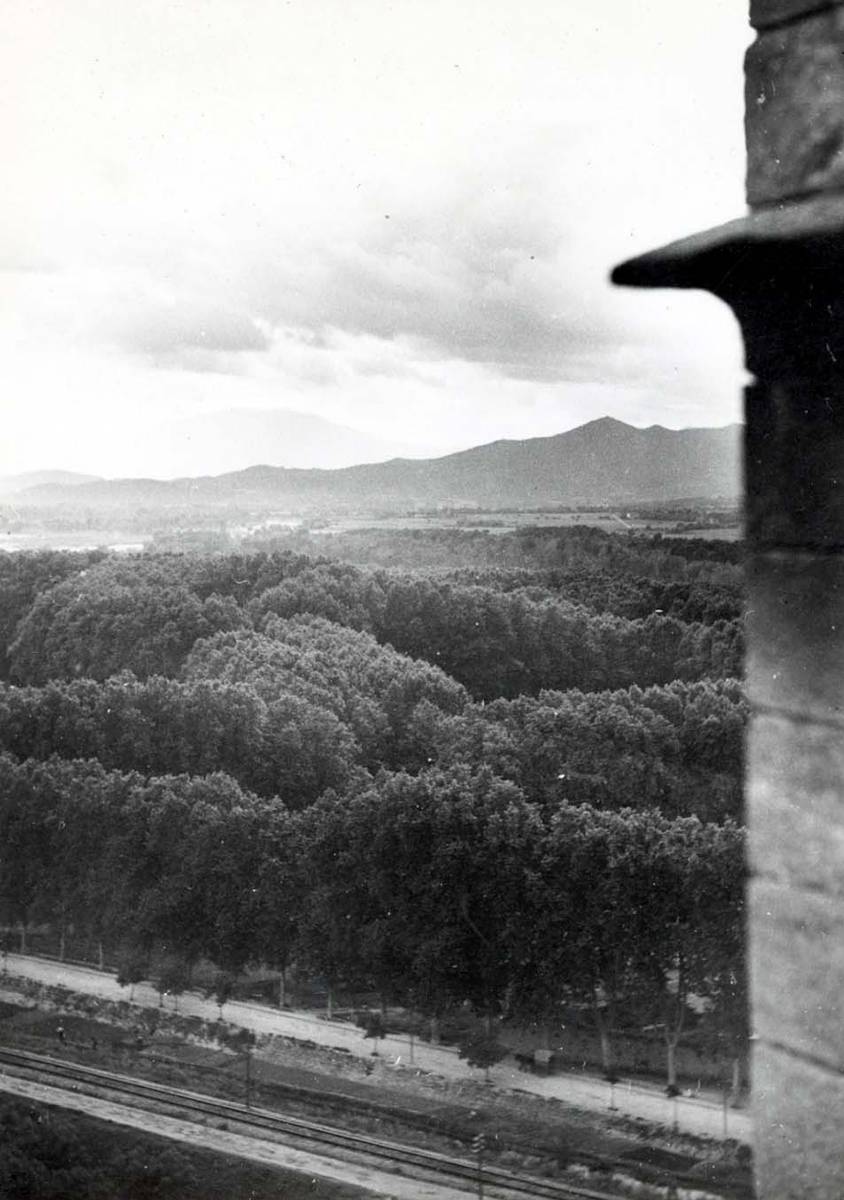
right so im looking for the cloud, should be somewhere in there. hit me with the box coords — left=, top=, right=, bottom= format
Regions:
left=110, top=301, right=270, bottom=361
left=219, top=120, right=719, bottom=391
left=0, top=0, right=749, bottom=478
left=232, top=208, right=624, bottom=387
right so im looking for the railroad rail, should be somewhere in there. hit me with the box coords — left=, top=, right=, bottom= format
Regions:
left=0, top=1045, right=624, bottom=1199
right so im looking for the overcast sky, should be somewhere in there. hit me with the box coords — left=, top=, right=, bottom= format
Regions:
left=2, top=1, right=751, bottom=478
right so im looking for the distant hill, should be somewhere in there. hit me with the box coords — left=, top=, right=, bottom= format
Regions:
left=0, top=470, right=101, bottom=496
left=152, top=407, right=427, bottom=477
left=16, top=418, right=741, bottom=511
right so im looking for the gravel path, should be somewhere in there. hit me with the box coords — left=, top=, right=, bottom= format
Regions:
left=2, top=953, right=752, bottom=1143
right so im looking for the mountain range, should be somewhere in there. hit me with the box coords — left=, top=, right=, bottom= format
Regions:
left=9, top=418, right=741, bottom=511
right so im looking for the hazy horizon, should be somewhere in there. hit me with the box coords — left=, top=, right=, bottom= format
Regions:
left=0, top=410, right=744, bottom=485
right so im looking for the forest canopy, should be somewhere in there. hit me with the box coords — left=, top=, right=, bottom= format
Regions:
left=0, top=529, right=746, bottom=1078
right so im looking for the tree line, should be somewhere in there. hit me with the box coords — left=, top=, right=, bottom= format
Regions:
left=433, top=567, right=742, bottom=625
left=0, top=667, right=744, bottom=822
left=0, top=754, right=745, bottom=1086
left=244, top=523, right=744, bottom=575
left=3, top=553, right=743, bottom=699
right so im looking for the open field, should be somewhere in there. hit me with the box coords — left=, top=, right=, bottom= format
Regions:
left=308, top=512, right=741, bottom=540
left=0, top=1081, right=377, bottom=1200
left=0, top=504, right=741, bottom=554
left=0, top=1082, right=368, bottom=1199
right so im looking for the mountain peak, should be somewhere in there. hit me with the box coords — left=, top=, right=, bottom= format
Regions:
left=583, top=416, right=632, bottom=430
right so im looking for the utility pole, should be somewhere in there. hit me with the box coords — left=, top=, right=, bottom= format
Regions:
left=240, top=1029, right=256, bottom=1108
left=471, top=1131, right=485, bottom=1200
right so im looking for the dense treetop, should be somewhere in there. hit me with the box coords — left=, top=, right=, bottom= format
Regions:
left=0, top=530, right=746, bottom=1075
left=0, top=674, right=357, bottom=805
left=2, top=546, right=743, bottom=698
left=0, top=539, right=745, bottom=817
left=9, top=574, right=247, bottom=685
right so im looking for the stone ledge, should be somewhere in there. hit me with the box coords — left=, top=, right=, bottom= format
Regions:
left=611, top=192, right=844, bottom=291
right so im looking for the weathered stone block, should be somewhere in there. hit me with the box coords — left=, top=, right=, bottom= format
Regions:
left=746, top=551, right=844, bottom=722
left=745, top=380, right=844, bottom=548
left=746, top=8, right=844, bottom=204
left=750, top=878, right=844, bottom=1071
left=753, top=1040, right=844, bottom=1198
left=748, top=713, right=844, bottom=894
left=751, top=0, right=844, bottom=32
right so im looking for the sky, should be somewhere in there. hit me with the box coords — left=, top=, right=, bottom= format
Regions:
left=2, top=1, right=752, bottom=478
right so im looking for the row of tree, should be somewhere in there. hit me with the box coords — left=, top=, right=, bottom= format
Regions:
left=0, top=660, right=743, bottom=820
left=413, top=677, right=745, bottom=822
left=0, top=617, right=466, bottom=793
left=5, top=554, right=743, bottom=698
left=0, top=531, right=742, bottom=673
left=434, top=567, right=742, bottom=625
left=251, top=568, right=744, bottom=697
left=0, top=754, right=746, bottom=1084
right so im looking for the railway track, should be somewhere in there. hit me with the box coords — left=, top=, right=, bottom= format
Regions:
left=0, top=1045, right=625, bottom=1199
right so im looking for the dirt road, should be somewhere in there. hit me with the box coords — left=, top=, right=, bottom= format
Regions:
left=1, top=952, right=751, bottom=1143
